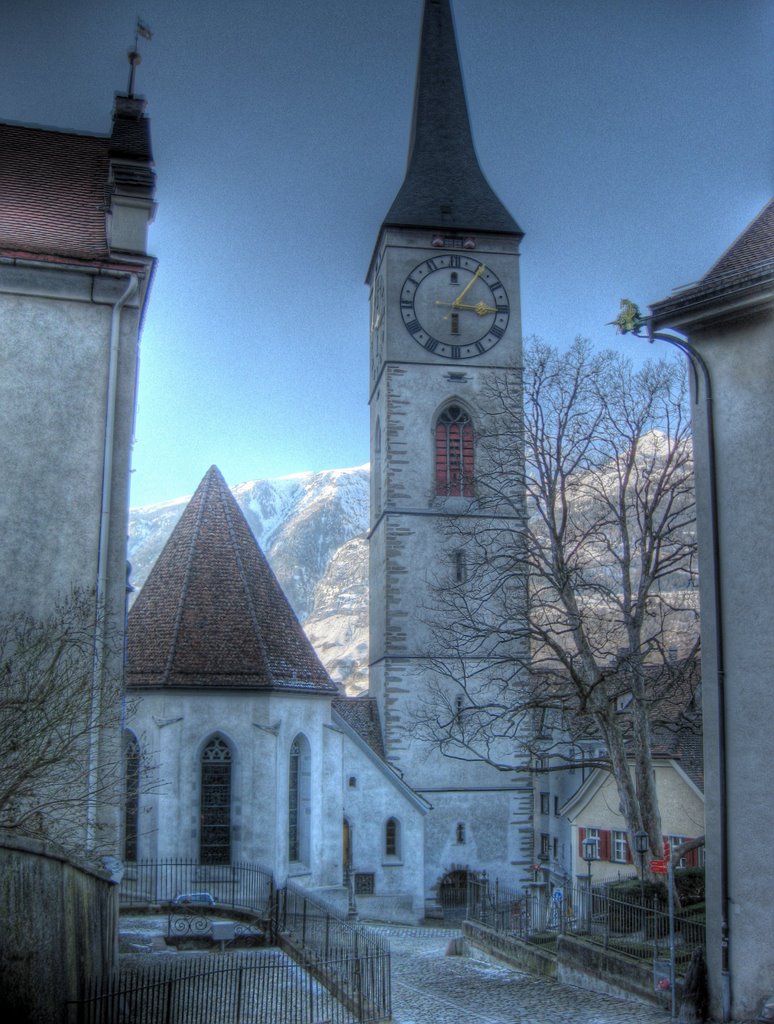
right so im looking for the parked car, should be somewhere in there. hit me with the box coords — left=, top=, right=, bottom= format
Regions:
left=172, top=892, right=215, bottom=907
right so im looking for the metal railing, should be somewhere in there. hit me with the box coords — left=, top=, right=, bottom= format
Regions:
left=93, top=861, right=392, bottom=1023
left=120, top=859, right=274, bottom=914
left=70, top=949, right=371, bottom=1024
left=274, top=880, right=391, bottom=1021
left=467, top=876, right=705, bottom=975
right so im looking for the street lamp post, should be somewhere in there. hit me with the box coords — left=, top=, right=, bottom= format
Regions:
left=582, top=836, right=599, bottom=933
left=634, top=830, right=650, bottom=906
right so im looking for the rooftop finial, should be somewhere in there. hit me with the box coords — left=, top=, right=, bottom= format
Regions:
left=127, top=17, right=153, bottom=97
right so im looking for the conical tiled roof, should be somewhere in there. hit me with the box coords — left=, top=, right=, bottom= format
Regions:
left=126, top=466, right=338, bottom=694
left=383, top=0, right=521, bottom=236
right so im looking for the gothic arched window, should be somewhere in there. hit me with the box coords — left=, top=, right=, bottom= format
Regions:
left=200, top=736, right=232, bottom=865
left=124, top=732, right=140, bottom=862
left=289, top=735, right=311, bottom=864
left=435, top=405, right=474, bottom=496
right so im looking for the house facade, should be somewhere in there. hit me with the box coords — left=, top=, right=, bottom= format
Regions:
left=0, top=93, right=156, bottom=856
left=649, top=197, right=774, bottom=1022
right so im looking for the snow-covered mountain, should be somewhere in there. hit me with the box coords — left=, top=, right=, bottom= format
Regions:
left=128, top=466, right=371, bottom=694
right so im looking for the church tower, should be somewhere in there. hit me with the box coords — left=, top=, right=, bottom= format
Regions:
left=367, top=0, right=533, bottom=901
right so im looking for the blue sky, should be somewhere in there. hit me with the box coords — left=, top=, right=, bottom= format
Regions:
left=3, top=0, right=771, bottom=507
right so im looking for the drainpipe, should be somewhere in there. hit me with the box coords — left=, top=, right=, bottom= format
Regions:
left=622, top=317, right=730, bottom=1021
left=88, top=272, right=139, bottom=847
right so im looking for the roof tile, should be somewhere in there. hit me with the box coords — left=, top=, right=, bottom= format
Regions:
left=127, top=466, right=339, bottom=694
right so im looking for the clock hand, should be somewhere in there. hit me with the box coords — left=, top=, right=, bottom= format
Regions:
left=451, top=264, right=485, bottom=308
left=435, top=299, right=497, bottom=316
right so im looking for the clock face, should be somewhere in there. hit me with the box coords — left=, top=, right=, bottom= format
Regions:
left=400, top=255, right=510, bottom=359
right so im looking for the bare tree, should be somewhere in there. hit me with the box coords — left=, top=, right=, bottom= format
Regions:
left=416, top=338, right=698, bottom=865
left=0, top=590, right=144, bottom=862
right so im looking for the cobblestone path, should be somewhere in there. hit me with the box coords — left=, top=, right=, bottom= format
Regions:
left=371, top=925, right=673, bottom=1024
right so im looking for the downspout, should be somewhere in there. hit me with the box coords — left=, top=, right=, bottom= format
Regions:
left=627, top=319, right=730, bottom=1021
left=88, top=272, right=139, bottom=847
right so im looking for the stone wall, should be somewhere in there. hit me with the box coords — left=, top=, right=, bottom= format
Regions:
left=463, top=920, right=679, bottom=1011
left=0, top=832, right=118, bottom=1024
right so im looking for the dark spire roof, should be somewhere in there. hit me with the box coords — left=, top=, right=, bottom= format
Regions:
left=383, top=0, right=521, bottom=236
left=127, top=466, right=338, bottom=694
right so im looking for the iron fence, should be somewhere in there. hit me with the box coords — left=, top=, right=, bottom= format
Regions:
left=274, top=880, right=391, bottom=1021
left=467, top=876, right=705, bottom=975
left=113, top=861, right=390, bottom=1023
left=69, top=949, right=375, bottom=1024
left=120, top=859, right=273, bottom=914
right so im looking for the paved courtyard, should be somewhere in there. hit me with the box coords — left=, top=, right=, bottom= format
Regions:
left=374, top=924, right=673, bottom=1024
left=120, top=915, right=674, bottom=1023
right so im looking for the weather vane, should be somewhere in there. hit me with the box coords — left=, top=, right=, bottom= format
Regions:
left=127, top=17, right=153, bottom=97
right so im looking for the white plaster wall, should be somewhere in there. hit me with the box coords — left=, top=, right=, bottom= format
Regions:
left=341, top=737, right=425, bottom=920
left=689, top=308, right=774, bottom=1019
left=0, top=266, right=145, bottom=853
left=127, top=689, right=342, bottom=887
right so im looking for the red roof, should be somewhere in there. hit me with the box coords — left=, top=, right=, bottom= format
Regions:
left=0, top=122, right=112, bottom=262
left=127, top=466, right=339, bottom=694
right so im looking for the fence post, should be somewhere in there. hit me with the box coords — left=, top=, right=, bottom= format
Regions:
left=235, top=962, right=244, bottom=1024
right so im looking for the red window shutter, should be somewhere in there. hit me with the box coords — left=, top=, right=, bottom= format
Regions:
left=625, top=836, right=633, bottom=864
left=578, top=827, right=586, bottom=856
left=600, top=830, right=611, bottom=861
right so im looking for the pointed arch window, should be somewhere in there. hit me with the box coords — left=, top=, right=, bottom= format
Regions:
left=200, top=736, right=232, bottom=865
left=289, top=735, right=311, bottom=864
left=435, top=405, right=474, bottom=496
left=385, top=817, right=400, bottom=858
left=124, top=733, right=140, bottom=862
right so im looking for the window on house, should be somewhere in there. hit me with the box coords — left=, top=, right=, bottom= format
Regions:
left=200, top=736, right=232, bottom=865
left=355, top=872, right=375, bottom=895
left=553, top=836, right=558, bottom=859
left=348, top=776, right=357, bottom=788
left=540, top=792, right=550, bottom=815
left=124, top=733, right=140, bottom=862
left=289, top=735, right=312, bottom=863
left=554, top=795, right=559, bottom=816
left=456, top=822, right=466, bottom=844
left=540, top=833, right=550, bottom=859
left=435, top=405, right=474, bottom=497
left=454, top=694, right=464, bottom=723
left=454, top=549, right=466, bottom=583
left=385, top=817, right=400, bottom=857
left=611, top=830, right=630, bottom=863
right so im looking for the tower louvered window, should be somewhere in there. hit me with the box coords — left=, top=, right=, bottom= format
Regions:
left=200, top=736, right=232, bottom=864
left=435, top=405, right=474, bottom=496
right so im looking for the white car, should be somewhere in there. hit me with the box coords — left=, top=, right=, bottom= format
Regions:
left=172, top=892, right=215, bottom=907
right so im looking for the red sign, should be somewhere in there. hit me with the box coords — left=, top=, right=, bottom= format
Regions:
left=650, top=841, right=671, bottom=874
